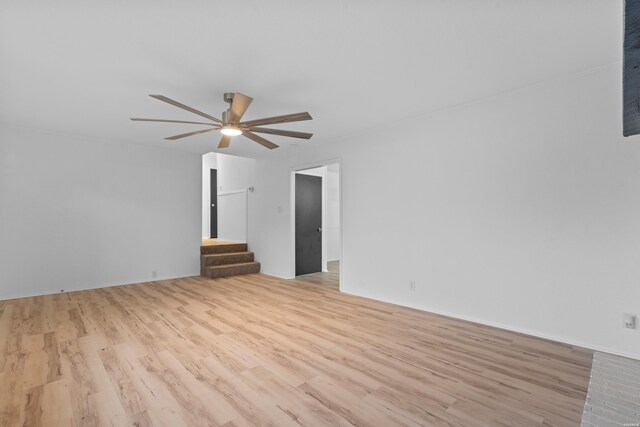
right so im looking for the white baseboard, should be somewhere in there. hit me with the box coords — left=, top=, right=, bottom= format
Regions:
left=339, top=290, right=640, bottom=362
left=27, top=269, right=633, bottom=362
left=0, top=272, right=198, bottom=302
left=224, top=269, right=640, bottom=361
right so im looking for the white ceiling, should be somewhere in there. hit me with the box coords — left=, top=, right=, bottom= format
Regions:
left=0, top=0, right=622, bottom=158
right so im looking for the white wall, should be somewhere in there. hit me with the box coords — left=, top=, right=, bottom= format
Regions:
left=247, top=63, right=640, bottom=359
left=202, top=152, right=257, bottom=242
left=217, top=154, right=256, bottom=194
left=0, top=125, right=201, bottom=300
left=326, top=163, right=341, bottom=261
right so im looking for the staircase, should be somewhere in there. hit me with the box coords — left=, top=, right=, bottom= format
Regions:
left=200, top=241, right=261, bottom=279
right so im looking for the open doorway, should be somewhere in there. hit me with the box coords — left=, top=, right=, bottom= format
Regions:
left=202, top=152, right=256, bottom=245
left=291, top=161, right=341, bottom=289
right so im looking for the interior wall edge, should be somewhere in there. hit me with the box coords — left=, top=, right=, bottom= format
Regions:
left=0, top=120, right=196, bottom=155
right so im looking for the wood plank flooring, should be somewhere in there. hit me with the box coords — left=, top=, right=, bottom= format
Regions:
left=201, top=239, right=240, bottom=247
left=295, top=260, right=340, bottom=289
left=0, top=272, right=592, bottom=426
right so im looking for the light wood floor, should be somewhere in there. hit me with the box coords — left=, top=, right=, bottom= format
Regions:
left=201, top=239, right=239, bottom=246
left=295, top=260, right=340, bottom=289
left=0, top=272, right=592, bottom=426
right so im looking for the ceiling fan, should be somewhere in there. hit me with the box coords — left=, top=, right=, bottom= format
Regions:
left=130, top=93, right=312, bottom=150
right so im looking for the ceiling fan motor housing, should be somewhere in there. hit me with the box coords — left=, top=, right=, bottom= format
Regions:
left=222, top=93, right=235, bottom=123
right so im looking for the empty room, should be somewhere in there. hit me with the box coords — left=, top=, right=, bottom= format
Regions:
left=1, top=1, right=639, bottom=426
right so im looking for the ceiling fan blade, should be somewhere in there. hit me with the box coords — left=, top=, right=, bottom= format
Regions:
left=165, top=128, right=218, bottom=141
left=240, top=112, right=312, bottom=128
left=130, top=118, right=218, bottom=126
left=229, top=93, right=253, bottom=123
left=218, top=134, right=231, bottom=148
left=150, top=95, right=222, bottom=123
left=242, top=131, right=279, bottom=149
left=248, top=127, right=313, bottom=139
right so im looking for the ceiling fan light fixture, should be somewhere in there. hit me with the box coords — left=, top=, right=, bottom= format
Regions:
left=132, top=92, right=312, bottom=149
left=220, top=126, right=242, bottom=136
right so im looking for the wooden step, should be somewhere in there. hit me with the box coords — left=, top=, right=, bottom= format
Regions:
left=201, top=251, right=255, bottom=267
left=200, top=243, right=248, bottom=255
left=204, top=262, right=260, bottom=279
left=200, top=252, right=255, bottom=275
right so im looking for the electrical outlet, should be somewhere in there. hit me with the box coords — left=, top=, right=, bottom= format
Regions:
left=151, top=270, right=158, bottom=279
left=623, top=313, right=636, bottom=329
left=409, top=281, right=416, bottom=291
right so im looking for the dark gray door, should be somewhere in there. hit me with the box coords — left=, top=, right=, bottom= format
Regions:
left=210, top=169, right=218, bottom=238
left=295, top=174, right=322, bottom=275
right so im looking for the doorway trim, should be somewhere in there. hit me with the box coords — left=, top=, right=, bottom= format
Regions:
left=210, top=168, right=218, bottom=238
left=289, top=157, right=342, bottom=290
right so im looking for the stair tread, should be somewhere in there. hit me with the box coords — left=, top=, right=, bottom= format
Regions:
left=207, top=262, right=260, bottom=270
left=202, top=252, right=253, bottom=258
left=200, top=244, right=257, bottom=278
left=201, top=243, right=248, bottom=255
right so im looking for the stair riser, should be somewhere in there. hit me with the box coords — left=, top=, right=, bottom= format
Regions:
left=201, top=243, right=248, bottom=255
left=205, top=263, right=260, bottom=279
left=202, top=253, right=254, bottom=268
